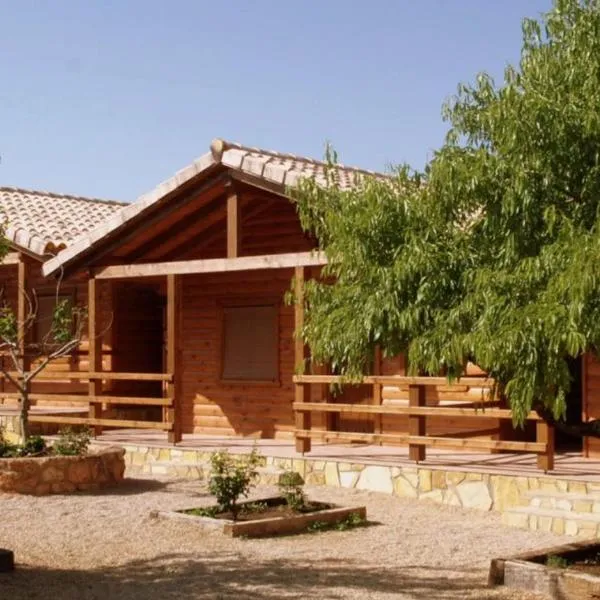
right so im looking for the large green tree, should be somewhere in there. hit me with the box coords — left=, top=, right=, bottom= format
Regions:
left=293, top=0, right=600, bottom=434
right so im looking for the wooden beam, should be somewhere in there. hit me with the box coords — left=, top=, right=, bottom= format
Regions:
left=125, top=194, right=226, bottom=261
left=294, top=429, right=546, bottom=453
left=55, top=171, right=228, bottom=277
left=25, top=393, right=172, bottom=406
left=29, top=415, right=172, bottom=430
left=293, top=374, right=494, bottom=388
left=408, top=385, right=426, bottom=462
left=536, top=420, right=555, bottom=472
left=96, top=251, right=328, bottom=280
left=291, top=402, right=539, bottom=419
left=0, top=252, right=21, bottom=266
left=227, top=188, right=241, bottom=258
left=88, top=277, right=103, bottom=436
left=0, top=371, right=173, bottom=382
left=294, top=265, right=311, bottom=453
left=373, top=345, right=382, bottom=440
left=166, top=274, right=182, bottom=443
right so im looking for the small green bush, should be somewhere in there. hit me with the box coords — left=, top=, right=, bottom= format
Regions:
left=0, top=430, right=47, bottom=458
left=278, top=471, right=306, bottom=511
left=16, top=436, right=46, bottom=457
left=53, top=427, right=91, bottom=456
left=208, top=448, right=261, bottom=520
left=546, top=554, right=569, bottom=569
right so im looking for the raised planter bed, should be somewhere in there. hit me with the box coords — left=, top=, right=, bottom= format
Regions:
left=489, top=539, right=600, bottom=600
left=0, top=446, right=126, bottom=495
left=153, top=496, right=367, bottom=538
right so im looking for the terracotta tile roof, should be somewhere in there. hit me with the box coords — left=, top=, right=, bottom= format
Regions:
left=211, top=138, right=388, bottom=190
left=43, top=138, right=389, bottom=275
left=0, top=186, right=126, bottom=257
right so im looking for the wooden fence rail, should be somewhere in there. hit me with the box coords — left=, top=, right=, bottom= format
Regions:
left=292, top=375, right=555, bottom=472
left=2, top=371, right=175, bottom=432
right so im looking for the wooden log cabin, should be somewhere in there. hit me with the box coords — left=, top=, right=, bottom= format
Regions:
left=0, top=139, right=597, bottom=464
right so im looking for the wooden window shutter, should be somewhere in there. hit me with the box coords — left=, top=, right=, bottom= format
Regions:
left=222, top=304, right=278, bottom=381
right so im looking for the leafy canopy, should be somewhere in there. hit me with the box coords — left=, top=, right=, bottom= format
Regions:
left=292, top=0, right=600, bottom=426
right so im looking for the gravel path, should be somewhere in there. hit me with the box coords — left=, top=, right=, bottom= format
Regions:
left=0, top=476, right=576, bottom=599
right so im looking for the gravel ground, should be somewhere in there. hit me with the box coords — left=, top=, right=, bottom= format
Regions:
left=0, top=476, right=577, bottom=600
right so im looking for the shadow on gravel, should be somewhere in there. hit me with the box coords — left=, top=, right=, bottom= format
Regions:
left=0, top=553, right=492, bottom=600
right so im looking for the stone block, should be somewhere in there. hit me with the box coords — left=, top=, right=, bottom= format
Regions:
left=421, top=489, right=444, bottom=504
left=565, top=519, right=579, bottom=535
left=356, top=466, right=394, bottom=494
left=445, top=490, right=462, bottom=507
left=456, top=481, right=492, bottom=511
left=183, top=451, right=198, bottom=463
left=41, top=465, right=65, bottom=483
left=503, top=512, right=529, bottom=529
left=394, top=476, right=417, bottom=498
left=339, top=471, right=359, bottom=488
left=552, top=519, right=565, bottom=535
left=490, top=476, right=521, bottom=511
left=305, top=471, right=326, bottom=486
left=568, top=481, right=588, bottom=494
left=68, top=461, right=91, bottom=484
left=538, top=516, right=552, bottom=532
left=402, top=471, right=419, bottom=488
left=324, top=463, right=340, bottom=487
left=292, top=460, right=306, bottom=477
left=556, top=499, right=572, bottom=511
left=418, top=470, right=432, bottom=493
left=431, top=470, right=447, bottom=489
left=573, top=501, right=593, bottom=513
left=446, top=472, right=465, bottom=486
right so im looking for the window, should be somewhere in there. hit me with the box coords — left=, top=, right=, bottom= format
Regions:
left=221, top=304, right=278, bottom=382
left=34, top=294, right=71, bottom=344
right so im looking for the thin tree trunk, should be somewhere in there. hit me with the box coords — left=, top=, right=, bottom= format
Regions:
left=19, top=383, right=30, bottom=444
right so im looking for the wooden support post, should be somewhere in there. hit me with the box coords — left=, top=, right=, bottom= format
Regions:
left=166, top=274, right=182, bottom=444
left=294, top=266, right=311, bottom=453
left=536, top=420, right=554, bottom=472
left=372, top=346, right=382, bottom=442
left=408, top=384, right=426, bottom=462
left=226, top=188, right=241, bottom=258
left=88, top=277, right=103, bottom=436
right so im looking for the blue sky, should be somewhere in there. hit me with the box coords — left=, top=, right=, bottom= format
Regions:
left=1, top=0, right=551, bottom=201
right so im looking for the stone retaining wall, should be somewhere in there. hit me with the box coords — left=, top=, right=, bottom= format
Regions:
left=0, top=447, right=126, bottom=494
left=118, top=443, right=590, bottom=513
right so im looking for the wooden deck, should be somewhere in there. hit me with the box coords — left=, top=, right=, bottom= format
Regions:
left=92, top=429, right=600, bottom=482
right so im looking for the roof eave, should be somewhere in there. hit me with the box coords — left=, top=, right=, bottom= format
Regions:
left=42, top=151, right=219, bottom=277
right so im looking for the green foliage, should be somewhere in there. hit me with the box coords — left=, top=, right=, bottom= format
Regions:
left=0, top=431, right=47, bottom=458
left=53, top=427, right=91, bottom=456
left=292, top=0, right=600, bottom=426
left=307, top=512, right=366, bottom=533
left=277, top=471, right=306, bottom=511
left=183, top=506, right=220, bottom=518
left=546, top=554, right=569, bottom=569
left=208, top=449, right=261, bottom=520
left=0, top=308, right=17, bottom=345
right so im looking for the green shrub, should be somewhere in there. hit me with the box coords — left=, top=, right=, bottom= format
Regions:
left=0, top=430, right=46, bottom=458
left=208, top=449, right=261, bottom=520
left=53, top=427, right=91, bottom=456
left=546, top=554, right=569, bottom=569
left=278, top=471, right=306, bottom=511
left=16, top=436, right=46, bottom=457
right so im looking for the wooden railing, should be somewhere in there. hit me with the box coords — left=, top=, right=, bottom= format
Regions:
left=292, top=374, right=555, bottom=472
left=0, top=371, right=176, bottom=432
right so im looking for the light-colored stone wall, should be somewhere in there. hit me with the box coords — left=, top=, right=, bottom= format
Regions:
left=0, top=447, right=125, bottom=495
left=108, top=443, right=600, bottom=538
left=118, top=444, right=556, bottom=511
